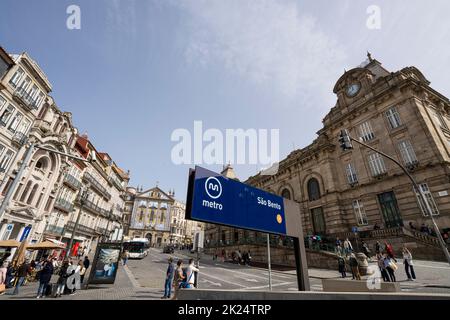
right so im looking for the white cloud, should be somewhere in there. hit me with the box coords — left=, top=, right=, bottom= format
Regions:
left=176, top=0, right=347, bottom=105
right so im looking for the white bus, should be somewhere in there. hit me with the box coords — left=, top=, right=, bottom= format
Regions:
left=123, top=238, right=150, bottom=259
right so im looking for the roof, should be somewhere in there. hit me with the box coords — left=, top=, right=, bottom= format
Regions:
left=0, top=46, right=15, bottom=66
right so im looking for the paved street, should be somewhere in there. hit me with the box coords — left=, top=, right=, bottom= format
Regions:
left=1, top=248, right=450, bottom=300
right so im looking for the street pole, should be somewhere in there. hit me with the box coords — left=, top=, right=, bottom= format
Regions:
left=349, top=136, right=450, bottom=265
left=0, top=143, right=35, bottom=222
left=266, top=233, right=272, bottom=290
left=65, top=188, right=88, bottom=261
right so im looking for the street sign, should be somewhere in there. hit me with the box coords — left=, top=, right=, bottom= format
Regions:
left=185, top=166, right=310, bottom=291
left=194, top=230, right=204, bottom=250
left=352, top=226, right=358, bottom=233
left=186, top=166, right=288, bottom=236
left=19, top=226, right=32, bottom=242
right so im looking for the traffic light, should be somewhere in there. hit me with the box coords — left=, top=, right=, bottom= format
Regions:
left=338, top=129, right=353, bottom=151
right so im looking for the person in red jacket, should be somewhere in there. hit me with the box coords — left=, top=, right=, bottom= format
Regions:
left=384, top=242, right=397, bottom=262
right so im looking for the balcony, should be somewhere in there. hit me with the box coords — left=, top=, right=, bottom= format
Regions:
left=11, top=132, right=27, bottom=147
left=83, top=172, right=111, bottom=200
left=63, top=173, right=82, bottom=190
left=54, top=197, right=74, bottom=213
left=95, top=226, right=111, bottom=236
left=45, top=224, right=64, bottom=236
left=13, top=87, right=39, bottom=111
left=109, top=176, right=124, bottom=191
left=65, top=221, right=96, bottom=236
left=83, top=198, right=110, bottom=217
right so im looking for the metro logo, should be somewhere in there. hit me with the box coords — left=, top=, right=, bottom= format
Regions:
left=205, top=176, right=222, bottom=199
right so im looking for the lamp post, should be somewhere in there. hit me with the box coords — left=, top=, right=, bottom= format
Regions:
left=65, top=185, right=90, bottom=261
left=103, top=209, right=113, bottom=242
left=340, top=131, right=450, bottom=265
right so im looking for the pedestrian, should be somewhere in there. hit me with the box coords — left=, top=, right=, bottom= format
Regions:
left=171, top=259, right=185, bottom=300
left=79, top=261, right=87, bottom=284
left=122, top=250, right=130, bottom=266
left=66, top=260, right=80, bottom=295
left=12, top=259, right=31, bottom=295
left=36, top=259, right=54, bottom=298
left=0, top=260, right=7, bottom=295
left=377, top=253, right=390, bottom=282
left=383, top=254, right=397, bottom=282
left=343, top=238, right=353, bottom=255
left=420, top=223, right=427, bottom=234
left=83, top=256, right=90, bottom=270
left=384, top=242, right=397, bottom=262
left=337, top=256, right=346, bottom=278
left=55, top=261, right=69, bottom=298
left=409, top=221, right=417, bottom=230
left=185, top=259, right=199, bottom=289
left=362, top=241, right=371, bottom=260
left=162, top=257, right=175, bottom=299
left=374, top=241, right=381, bottom=255
left=373, top=223, right=381, bottom=230
left=5, top=262, right=15, bottom=289
left=402, top=246, right=416, bottom=281
left=348, top=253, right=361, bottom=280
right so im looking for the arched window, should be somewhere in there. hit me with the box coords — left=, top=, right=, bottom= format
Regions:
left=281, top=188, right=291, bottom=200
left=20, top=181, right=33, bottom=202
left=26, top=183, right=39, bottom=204
left=307, top=178, right=321, bottom=201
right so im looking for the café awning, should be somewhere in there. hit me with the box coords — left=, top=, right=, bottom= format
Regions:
left=27, top=240, right=66, bottom=250
left=0, top=239, right=21, bottom=248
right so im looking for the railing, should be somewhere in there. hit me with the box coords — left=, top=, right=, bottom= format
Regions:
left=95, top=226, right=111, bottom=235
left=13, top=87, right=39, bottom=110
left=83, top=172, right=111, bottom=200
left=11, top=132, right=27, bottom=146
left=45, top=224, right=64, bottom=236
left=54, top=198, right=74, bottom=213
left=83, top=198, right=110, bottom=217
left=63, top=173, right=82, bottom=190
left=204, top=235, right=295, bottom=249
left=65, top=221, right=96, bottom=236
left=109, top=176, right=124, bottom=191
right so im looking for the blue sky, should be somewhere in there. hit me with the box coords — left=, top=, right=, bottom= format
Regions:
left=1, top=0, right=449, bottom=201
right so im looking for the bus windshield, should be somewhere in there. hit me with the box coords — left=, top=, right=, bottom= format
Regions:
left=124, top=242, right=146, bottom=253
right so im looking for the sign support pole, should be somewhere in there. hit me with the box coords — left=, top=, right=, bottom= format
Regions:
left=294, top=237, right=310, bottom=291
left=266, top=233, right=272, bottom=290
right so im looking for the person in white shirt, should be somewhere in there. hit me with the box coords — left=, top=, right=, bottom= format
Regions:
left=185, top=259, right=199, bottom=289
left=402, top=245, right=416, bottom=281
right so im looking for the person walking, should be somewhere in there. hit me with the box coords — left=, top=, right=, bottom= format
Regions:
left=83, top=256, right=90, bottom=271
left=122, top=250, right=130, bottom=266
left=362, top=241, right=371, bottom=260
left=385, top=242, right=397, bottom=262
left=337, top=256, right=346, bottom=278
left=377, top=253, right=390, bottom=282
left=348, top=253, right=361, bottom=280
left=0, top=260, right=7, bottom=295
left=402, top=246, right=416, bottom=281
left=383, top=254, right=397, bottom=282
left=36, top=259, right=54, bottom=298
left=171, top=259, right=185, bottom=300
left=185, top=259, right=199, bottom=289
left=162, top=257, right=175, bottom=299
left=55, top=261, right=69, bottom=298
left=374, top=241, right=381, bottom=255
left=79, top=261, right=87, bottom=284
left=12, top=260, right=31, bottom=295
left=343, top=238, right=353, bottom=255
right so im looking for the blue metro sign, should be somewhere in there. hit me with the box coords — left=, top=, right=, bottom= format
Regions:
left=186, top=166, right=287, bottom=235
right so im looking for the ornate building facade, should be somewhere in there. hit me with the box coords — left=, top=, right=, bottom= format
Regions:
left=0, top=46, right=130, bottom=259
left=205, top=55, right=450, bottom=262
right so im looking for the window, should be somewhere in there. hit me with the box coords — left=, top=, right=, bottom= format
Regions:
left=386, top=107, right=402, bottom=129
left=9, top=67, right=24, bottom=87
left=415, top=183, right=439, bottom=216
left=368, top=153, right=386, bottom=176
left=432, top=109, right=448, bottom=129
left=345, top=163, right=358, bottom=184
left=398, top=140, right=418, bottom=165
left=281, top=188, right=291, bottom=200
left=16, top=118, right=31, bottom=135
left=0, top=95, right=6, bottom=109
left=35, top=92, right=45, bottom=109
left=0, top=150, right=13, bottom=172
left=352, top=200, right=368, bottom=225
left=27, top=184, right=39, bottom=205
left=307, top=178, right=321, bottom=201
left=20, top=181, right=32, bottom=202
left=359, top=121, right=375, bottom=142
left=28, top=84, right=38, bottom=98
left=19, top=76, right=31, bottom=90
left=0, top=104, right=15, bottom=126
left=8, top=112, right=23, bottom=133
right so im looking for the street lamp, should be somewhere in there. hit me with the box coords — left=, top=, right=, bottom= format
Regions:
left=65, top=185, right=90, bottom=261
left=341, top=132, right=450, bottom=265
left=103, top=209, right=113, bottom=242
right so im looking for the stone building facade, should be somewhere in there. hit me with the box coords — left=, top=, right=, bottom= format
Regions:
left=0, top=46, right=129, bottom=259
left=205, top=55, right=450, bottom=262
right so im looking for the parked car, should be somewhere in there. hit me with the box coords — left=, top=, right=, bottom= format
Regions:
left=163, top=245, right=174, bottom=254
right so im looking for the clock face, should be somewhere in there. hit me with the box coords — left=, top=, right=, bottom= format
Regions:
left=346, top=83, right=360, bottom=97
